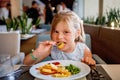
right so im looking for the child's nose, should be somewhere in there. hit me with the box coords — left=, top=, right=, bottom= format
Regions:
left=58, top=33, right=64, bottom=39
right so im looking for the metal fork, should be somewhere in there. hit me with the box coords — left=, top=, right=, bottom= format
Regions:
left=90, top=65, right=104, bottom=80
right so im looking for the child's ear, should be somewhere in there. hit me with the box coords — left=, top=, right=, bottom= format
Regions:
left=75, top=30, right=81, bottom=38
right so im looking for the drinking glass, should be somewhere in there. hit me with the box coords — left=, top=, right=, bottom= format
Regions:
left=0, top=54, right=15, bottom=80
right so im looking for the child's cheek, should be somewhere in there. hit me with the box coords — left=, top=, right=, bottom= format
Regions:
left=51, top=34, right=56, bottom=40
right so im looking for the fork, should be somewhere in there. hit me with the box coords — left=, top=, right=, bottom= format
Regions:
left=90, top=65, right=104, bottom=80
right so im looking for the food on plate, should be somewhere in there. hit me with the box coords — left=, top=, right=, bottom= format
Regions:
left=65, top=64, right=80, bottom=75
left=57, top=42, right=65, bottom=49
left=36, top=62, right=80, bottom=78
left=36, top=63, right=58, bottom=75
left=52, top=62, right=60, bottom=65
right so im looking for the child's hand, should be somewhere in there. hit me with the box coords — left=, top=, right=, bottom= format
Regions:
left=36, top=41, right=56, bottom=55
left=81, top=57, right=96, bottom=65
left=37, top=40, right=56, bottom=50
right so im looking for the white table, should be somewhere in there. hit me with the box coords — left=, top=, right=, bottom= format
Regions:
left=101, top=64, right=120, bottom=80
left=20, top=29, right=46, bottom=40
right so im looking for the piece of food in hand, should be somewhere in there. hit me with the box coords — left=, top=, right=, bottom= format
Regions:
left=57, top=42, right=65, bottom=49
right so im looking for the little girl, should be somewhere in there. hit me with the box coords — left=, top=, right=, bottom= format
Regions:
left=24, top=11, right=95, bottom=65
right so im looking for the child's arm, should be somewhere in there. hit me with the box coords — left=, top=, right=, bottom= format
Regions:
left=81, top=46, right=96, bottom=65
left=23, top=41, right=56, bottom=65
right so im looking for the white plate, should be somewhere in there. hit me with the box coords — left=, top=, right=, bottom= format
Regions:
left=29, top=60, right=90, bottom=80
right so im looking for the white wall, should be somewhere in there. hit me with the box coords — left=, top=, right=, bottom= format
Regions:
left=73, top=0, right=99, bottom=20
left=83, top=0, right=120, bottom=19
left=84, top=0, right=99, bottom=19
left=11, top=0, right=23, bottom=18
left=103, top=0, right=120, bottom=16
left=73, top=0, right=84, bottom=19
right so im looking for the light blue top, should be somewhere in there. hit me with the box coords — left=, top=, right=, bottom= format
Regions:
left=51, top=42, right=87, bottom=61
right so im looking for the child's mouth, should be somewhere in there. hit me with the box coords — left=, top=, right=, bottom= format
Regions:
left=57, top=42, right=66, bottom=44
left=57, top=42, right=66, bottom=49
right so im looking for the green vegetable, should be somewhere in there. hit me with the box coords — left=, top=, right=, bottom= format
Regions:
left=65, top=64, right=80, bottom=75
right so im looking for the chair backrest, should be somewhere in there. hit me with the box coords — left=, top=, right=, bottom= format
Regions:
left=85, top=34, right=91, bottom=50
left=36, top=34, right=50, bottom=47
left=40, top=24, right=51, bottom=31
left=0, top=31, right=20, bottom=57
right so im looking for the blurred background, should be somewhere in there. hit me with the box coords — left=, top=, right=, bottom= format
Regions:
left=0, top=0, right=120, bottom=22
left=0, top=0, right=120, bottom=64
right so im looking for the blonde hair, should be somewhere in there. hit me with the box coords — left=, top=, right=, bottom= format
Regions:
left=51, top=11, right=85, bottom=42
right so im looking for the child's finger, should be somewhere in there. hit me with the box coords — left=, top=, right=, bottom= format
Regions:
left=81, top=57, right=87, bottom=63
left=39, top=41, right=56, bottom=45
left=81, top=57, right=91, bottom=64
left=91, top=59, right=96, bottom=65
left=81, top=57, right=96, bottom=65
left=47, top=41, right=56, bottom=45
left=84, top=57, right=89, bottom=63
left=81, top=58, right=84, bottom=62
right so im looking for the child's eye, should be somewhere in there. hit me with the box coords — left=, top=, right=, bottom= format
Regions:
left=63, top=31, right=69, bottom=34
left=54, top=30, right=58, bottom=33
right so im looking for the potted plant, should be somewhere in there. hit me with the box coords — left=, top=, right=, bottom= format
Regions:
left=2, top=17, right=18, bottom=31
left=95, top=16, right=106, bottom=25
left=17, top=13, right=40, bottom=35
left=106, top=8, right=120, bottom=28
left=83, top=16, right=95, bottom=24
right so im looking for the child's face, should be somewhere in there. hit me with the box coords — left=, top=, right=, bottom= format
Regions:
left=51, top=21, right=78, bottom=52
